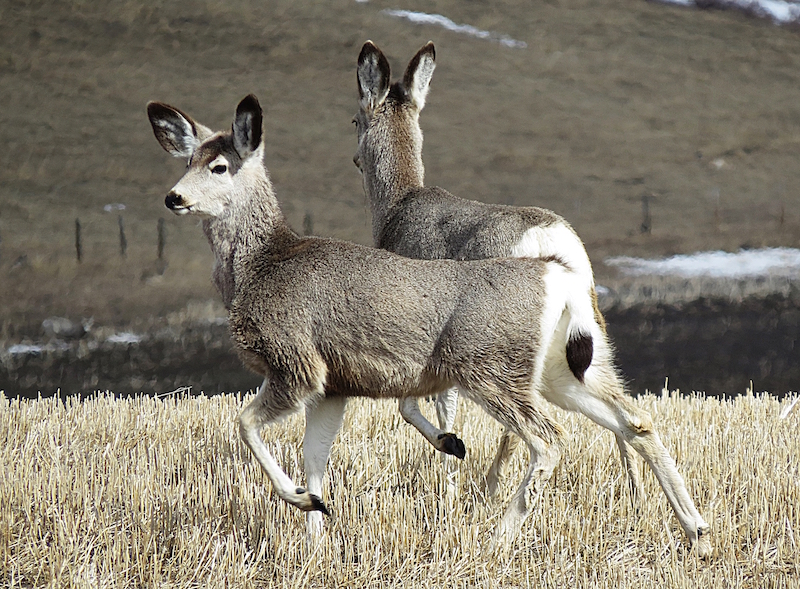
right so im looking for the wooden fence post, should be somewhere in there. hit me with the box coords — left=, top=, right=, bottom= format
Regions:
left=75, top=218, right=82, bottom=263
left=640, top=194, right=651, bottom=235
left=157, top=218, right=165, bottom=260
left=118, top=215, right=127, bottom=258
left=156, top=218, right=167, bottom=274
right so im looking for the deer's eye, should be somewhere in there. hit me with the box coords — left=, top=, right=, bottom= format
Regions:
left=211, top=164, right=227, bottom=175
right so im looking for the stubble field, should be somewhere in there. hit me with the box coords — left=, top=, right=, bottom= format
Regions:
left=2, top=391, right=799, bottom=587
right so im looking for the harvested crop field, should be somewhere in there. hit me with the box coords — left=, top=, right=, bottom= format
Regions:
left=2, top=391, right=798, bottom=587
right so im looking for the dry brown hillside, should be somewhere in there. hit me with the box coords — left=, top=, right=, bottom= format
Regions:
left=1, top=0, right=799, bottom=395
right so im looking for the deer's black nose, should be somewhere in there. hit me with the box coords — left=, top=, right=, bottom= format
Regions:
left=165, top=191, right=182, bottom=210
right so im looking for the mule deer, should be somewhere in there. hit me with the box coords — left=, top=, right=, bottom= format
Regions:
left=147, top=94, right=710, bottom=555
left=353, top=42, right=711, bottom=555
left=353, top=40, right=625, bottom=496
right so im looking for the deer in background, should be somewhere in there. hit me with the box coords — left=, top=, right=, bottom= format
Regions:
left=353, top=41, right=711, bottom=555
left=147, top=94, right=710, bottom=555
left=353, top=40, right=626, bottom=498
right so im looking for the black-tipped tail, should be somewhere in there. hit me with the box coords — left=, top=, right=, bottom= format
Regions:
left=566, top=333, right=593, bottom=383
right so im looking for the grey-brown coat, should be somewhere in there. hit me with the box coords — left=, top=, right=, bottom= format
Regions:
left=147, top=94, right=710, bottom=555
left=352, top=41, right=712, bottom=555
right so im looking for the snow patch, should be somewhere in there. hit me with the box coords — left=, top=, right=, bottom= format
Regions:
left=606, top=247, right=800, bottom=279
left=107, top=332, right=142, bottom=344
left=656, top=0, right=800, bottom=24
left=382, top=10, right=527, bottom=48
left=8, top=344, right=45, bottom=355
left=7, top=341, right=72, bottom=356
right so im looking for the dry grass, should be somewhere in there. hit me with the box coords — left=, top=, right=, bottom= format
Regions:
left=1, top=390, right=798, bottom=588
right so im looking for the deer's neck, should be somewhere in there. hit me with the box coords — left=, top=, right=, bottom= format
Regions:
left=202, top=175, right=295, bottom=308
left=362, top=111, right=425, bottom=243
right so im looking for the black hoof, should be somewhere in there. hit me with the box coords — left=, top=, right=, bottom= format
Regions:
left=438, top=432, right=466, bottom=459
left=310, top=494, right=330, bottom=516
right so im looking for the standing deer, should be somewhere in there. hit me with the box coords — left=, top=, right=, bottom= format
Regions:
left=353, top=41, right=711, bottom=555
left=147, top=94, right=710, bottom=555
left=352, top=40, right=627, bottom=497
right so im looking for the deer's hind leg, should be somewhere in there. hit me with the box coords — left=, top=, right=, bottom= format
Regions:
left=494, top=431, right=562, bottom=548
left=544, top=362, right=712, bottom=557
left=484, top=428, right=522, bottom=499
left=615, top=433, right=643, bottom=504
left=464, top=388, right=566, bottom=547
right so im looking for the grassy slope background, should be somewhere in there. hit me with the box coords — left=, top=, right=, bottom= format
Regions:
left=1, top=0, right=799, bottom=337
left=1, top=0, right=800, bottom=396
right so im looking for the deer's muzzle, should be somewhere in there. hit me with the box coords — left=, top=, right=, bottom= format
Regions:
left=165, top=191, right=183, bottom=210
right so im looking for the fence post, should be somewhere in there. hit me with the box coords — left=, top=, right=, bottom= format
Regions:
left=156, top=218, right=167, bottom=274
left=640, top=194, right=651, bottom=235
left=711, top=187, right=721, bottom=231
left=118, top=215, right=127, bottom=258
left=303, top=212, right=314, bottom=236
left=75, top=218, right=82, bottom=263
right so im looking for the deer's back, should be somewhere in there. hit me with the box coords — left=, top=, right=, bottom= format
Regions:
left=379, top=187, right=570, bottom=262
left=228, top=236, right=551, bottom=399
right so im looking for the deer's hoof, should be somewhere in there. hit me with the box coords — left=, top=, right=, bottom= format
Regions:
left=438, top=433, right=466, bottom=459
left=309, top=493, right=330, bottom=516
left=693, top=526, right=713, bottom=559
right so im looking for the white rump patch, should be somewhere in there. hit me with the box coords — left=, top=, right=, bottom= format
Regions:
left=511, top=224, right=594, bottom=287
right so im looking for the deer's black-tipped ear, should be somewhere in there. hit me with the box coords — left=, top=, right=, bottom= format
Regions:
left=403, top=41, right=435, bottom=110
left=233, top=94, right=263, bottom=159
left=357, top=40, right=391, bottom=113
left=147, top=102, right=204, bottom=158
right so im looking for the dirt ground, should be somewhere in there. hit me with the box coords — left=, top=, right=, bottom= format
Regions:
left=1, top=0, right=799, bottom=345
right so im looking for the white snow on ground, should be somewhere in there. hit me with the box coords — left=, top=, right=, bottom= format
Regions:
left=606, top=247, right=800, bottom=278
left=8, top=344, right=45, bottom=355
left=5, top=332, right=143, bottom=357
left=382, top=10, right=527, bottom=48
left=106, top=332, right=142, bottom=344
left=7, top=341, right=71, bottom=356
left=656, top=0, right=800, bottom=24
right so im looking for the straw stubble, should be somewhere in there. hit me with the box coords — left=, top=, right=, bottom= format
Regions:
left=1, top=390, right=798, bottom=588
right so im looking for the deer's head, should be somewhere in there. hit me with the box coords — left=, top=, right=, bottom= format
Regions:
left=147, top=95, right=264, bottom=219
left=352, top=41, right=435, bottom=173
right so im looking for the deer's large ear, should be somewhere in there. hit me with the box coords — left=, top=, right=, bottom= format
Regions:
left=403, top=42, right=435, bottom=111
left=357, top=41, right=391, bottom=113
left=147, top=102, right=211, bottom=158
left=232, top=94, right=263, bottom=159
